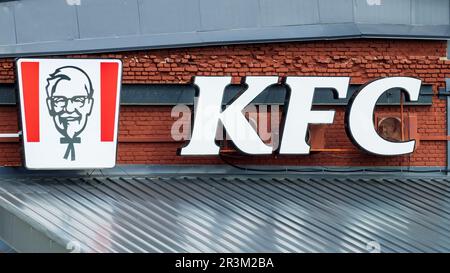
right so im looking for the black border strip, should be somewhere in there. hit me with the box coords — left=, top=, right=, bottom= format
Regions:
left=0, top=83, right=434, bottom=106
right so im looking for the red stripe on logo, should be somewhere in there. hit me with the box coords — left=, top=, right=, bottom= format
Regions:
left=21, top=62, right=40, bottom=142
left=100, top=62, right=119, bottom=142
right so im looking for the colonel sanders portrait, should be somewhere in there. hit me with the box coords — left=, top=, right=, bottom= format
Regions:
left=45, top=66, right=94, bottom=161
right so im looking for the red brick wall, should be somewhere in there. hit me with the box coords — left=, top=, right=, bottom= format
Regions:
left=1, top=39, right=449, bottom=167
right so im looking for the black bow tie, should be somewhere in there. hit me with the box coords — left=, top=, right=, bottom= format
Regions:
left=60, top=136, right=81, bottom=161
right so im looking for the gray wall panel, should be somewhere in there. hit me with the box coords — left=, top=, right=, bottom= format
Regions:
left=260, top=0, right=320, bottom=26
left=199, top=0, right=259, bottom=31
left=138, top=0, right=201, bottom=34
left=0, top=0, right=449, bottom=57
left=77, top=0, right=140, bottom=38
left=0, top=5, right=15, bottom=45
left=412, top=0, right=449, bottom=25
left=14, top=0, right=78, bottom=44
left=354, top=0, right=411, bottom=24
left=318, top=0, right=354, bottom=23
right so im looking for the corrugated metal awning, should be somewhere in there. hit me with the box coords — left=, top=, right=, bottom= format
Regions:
left=1, top=172, right=449, bottom=252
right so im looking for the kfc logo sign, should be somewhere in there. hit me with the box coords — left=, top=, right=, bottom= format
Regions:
left=16, top=59, right=122, bottom=169
left=180, top=76, right=421, bottom=156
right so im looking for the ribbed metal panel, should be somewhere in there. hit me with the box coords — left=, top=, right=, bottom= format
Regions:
left=0, top=174, right=450, bottom=253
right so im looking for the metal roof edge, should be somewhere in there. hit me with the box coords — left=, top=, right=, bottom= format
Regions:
left=0, top=23, right=448, bottom=58
left=0, top=164, right=446, bottom=178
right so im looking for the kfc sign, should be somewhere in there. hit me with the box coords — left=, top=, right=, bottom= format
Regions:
left=15, top=57, right=420, bottom=169
left=16, top=58, right=122, bottom=169
left=181, top=76, right=421, bottom=156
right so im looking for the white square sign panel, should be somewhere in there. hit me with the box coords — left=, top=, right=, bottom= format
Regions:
left=16, top=58, right=122, bottom=169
